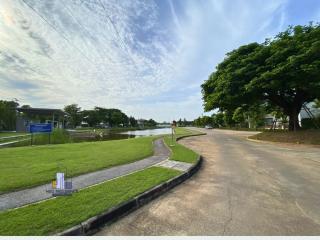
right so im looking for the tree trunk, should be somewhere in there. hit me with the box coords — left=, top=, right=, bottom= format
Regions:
left=288, top=108, right=301, bottom=131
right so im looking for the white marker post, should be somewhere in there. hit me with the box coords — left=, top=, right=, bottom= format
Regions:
left=170, top=120, right=177, bottom=146
left=56, top=172, right=65, bottom=190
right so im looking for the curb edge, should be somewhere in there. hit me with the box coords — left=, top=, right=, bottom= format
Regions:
left=58, top=155, right=203, bottom=236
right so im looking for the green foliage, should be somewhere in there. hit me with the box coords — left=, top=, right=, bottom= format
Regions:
left=64, top=104, right=81, bottom=128
left=223, top=110, right=236, bottom=127
left=232, top=107, right=247, bottom=127
left=213, top=112, right=225, bottom=127
left=301, top=118, right=320, bottom=129
left=313, top=99, right=320, bottom=109
left=137, top=118, right=158, bottom=127
left=0, top=167, right=180, bottom=235
left=202, top=24, right=320, bottom=131
left=0, top=100, right=19, bottom=130
left=81, top=107, right=129, bottom=127
left=32, top=129, right=72, bottom=145
left=193, top=115, right=213, bottom=127
left=129, top=116, right=138, bottom=127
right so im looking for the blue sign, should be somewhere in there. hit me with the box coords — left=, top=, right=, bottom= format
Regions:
left=30, top=123, right=52, bottom=133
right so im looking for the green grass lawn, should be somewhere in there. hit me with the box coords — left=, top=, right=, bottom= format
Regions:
left=163, top=127, right=204, bottom=164
left=0, top=167, right=180, bottom=236
left=0, top=136, right=156, bottom=193
left=249, top=130, right=320, bottom=145
left=0, top=132, right=28, bottom=137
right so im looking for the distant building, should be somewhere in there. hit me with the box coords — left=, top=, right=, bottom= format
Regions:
left=16, top=107, right=66, bottom=132
left=137, top=119, right=146, bottom=128
left=299, top=102, right=320, bottom=121
left=157, top=122, right=171, bottom=128
left=262, top=102, right=320, bottom=129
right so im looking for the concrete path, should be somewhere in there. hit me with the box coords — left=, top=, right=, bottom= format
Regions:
left=0, top=138, right=170, bottom=211
left=96, top=128, right=320, bottom=236
left=157, top=160, right=193, bottom=172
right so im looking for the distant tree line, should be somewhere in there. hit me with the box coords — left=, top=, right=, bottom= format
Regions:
left=193, top=106, right=272, bottom=129
left=0, top=100, right=158, bottom=131
left=63, top=104, right=158, bottom=129
left=177, top=118, right=193, bottom=127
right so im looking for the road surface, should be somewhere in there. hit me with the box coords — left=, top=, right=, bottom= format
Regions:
left=96, top=128, right=320, bottom=235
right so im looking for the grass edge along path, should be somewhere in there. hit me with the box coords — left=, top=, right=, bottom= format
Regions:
left=164, top=128, right=205, bottom=164
left=0, top=136, right=157, bottom=193
left=0, top=166, right=180, bottom=236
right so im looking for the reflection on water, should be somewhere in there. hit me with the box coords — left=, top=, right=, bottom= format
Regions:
left=120, top=128, right=172, bottom=136
left=71, top=128, right=171, bottom=142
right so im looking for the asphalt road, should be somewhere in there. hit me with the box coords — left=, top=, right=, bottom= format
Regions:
left=96, top=128, right=320, bottom=235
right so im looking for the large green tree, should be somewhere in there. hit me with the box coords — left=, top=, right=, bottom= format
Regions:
left=64, top=104, right=81, bottom=128
left=202, top=24, right=320, bottom=131
left=0, top=100, right=19, bottom=130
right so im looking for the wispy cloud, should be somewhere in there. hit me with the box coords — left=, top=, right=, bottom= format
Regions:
left=0, top=0, right=318, bottom=121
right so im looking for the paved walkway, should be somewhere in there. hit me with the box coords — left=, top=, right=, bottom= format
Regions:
left=96, top=128, right=320, bottom=236
left=0, top=138, right=170, bottom=211
left=157, top=160, right=193, bottom=172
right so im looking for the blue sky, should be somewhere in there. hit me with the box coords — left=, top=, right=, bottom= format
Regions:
left=0, top=0, right=320, bottom=121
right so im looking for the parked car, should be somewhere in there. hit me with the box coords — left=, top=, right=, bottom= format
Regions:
left=205, top=125, right=213, bottom=129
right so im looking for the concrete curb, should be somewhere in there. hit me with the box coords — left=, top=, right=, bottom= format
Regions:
left=175, top=133, right=206, bottom=141
left=58, top=155, right=203, bottom=236
left=246, top=137, right=266, bottom=144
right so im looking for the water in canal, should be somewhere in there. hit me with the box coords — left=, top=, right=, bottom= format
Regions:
left=71, top=128, right=171, bottom=142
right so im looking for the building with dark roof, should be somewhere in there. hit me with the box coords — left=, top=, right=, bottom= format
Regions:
left=16, top=107, right=67, bottom=132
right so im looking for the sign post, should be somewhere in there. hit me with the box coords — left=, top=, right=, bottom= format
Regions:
left=29, top=123, right=53, bottom=145
left=170, top=120, right=177, bottom=146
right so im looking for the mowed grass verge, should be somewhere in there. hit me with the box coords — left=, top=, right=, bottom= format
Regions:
left=0, top=136, right=156, bottom=193
left=164, top=127, right=205, bottom=164
left=0, top=167, right=180, bottom=235
left=249, top=130, right=320, bottom=145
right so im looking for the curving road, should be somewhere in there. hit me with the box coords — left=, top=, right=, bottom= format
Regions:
left=96, top=128, right=320, bottom=235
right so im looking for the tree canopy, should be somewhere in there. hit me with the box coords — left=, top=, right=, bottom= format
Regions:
left=0, top=100, right=19, bottom=131
left=202, top=24, right=320, bottom=131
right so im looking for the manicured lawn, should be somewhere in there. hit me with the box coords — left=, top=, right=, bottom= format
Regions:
left=249, top=130, right=320, bottom=145
left=164, top=127, right=204, bottom=164
left=0, top=132, right=28, bottom=137
left=0, top=136, right=156, bottom=193
left=0, top=167, right=180, bottom=236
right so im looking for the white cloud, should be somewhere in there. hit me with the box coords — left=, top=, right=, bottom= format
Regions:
left=0, top=0, right=304, bottom=121
left=0, top=0, right=180, bottom=108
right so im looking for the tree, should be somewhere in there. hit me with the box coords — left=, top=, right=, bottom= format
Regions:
left=82, top=110, right=99, bottom=127
left=193, top=115, right=213, bottom=127
left=202, top=24, right=320, bottom=131
left=0, top=100, right=19, bottom=130
left=213, top=112, right=225, bottom=127
left=129, top=116, right=137, bottom=127
left=146, top=119, right=157, bottom=127
left=313, top=99, right=320, bottom=109
left=64, top=104, right=81, bottom=128
left=232, top=107, right=247, bottom=127
left=110, top=111, right=125, bottom=126
left=223, top=110, right=236, bottom=127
